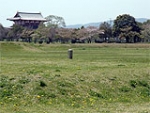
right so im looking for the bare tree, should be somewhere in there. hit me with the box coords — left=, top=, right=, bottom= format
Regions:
left=45, top=15, right=66, bottom=28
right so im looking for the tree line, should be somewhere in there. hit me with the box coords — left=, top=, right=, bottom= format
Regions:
left=0, top=14, right=150, bottom=43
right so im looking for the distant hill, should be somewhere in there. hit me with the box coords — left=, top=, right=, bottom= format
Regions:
left=136, top=18, right=149, bottom=23
left=66, top=22, right=101, bottom=28
left=66, top=18, right=149, bottom=28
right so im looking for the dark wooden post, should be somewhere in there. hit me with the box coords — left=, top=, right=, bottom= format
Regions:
left=68, top=49, right=73, bottom=59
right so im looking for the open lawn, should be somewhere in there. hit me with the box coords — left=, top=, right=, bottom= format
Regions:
left=0, top=42, right=150, bottom=113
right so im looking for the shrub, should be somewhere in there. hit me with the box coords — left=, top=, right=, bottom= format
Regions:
left=89, top=90, right=104, bottom=98
left=119, top=86, right=131, bottom=92
left=138, top=80, right=149, bottom=88
left=140, top=88, right=150, bottom=97
left=40, top=81, right=47, bottom=87
left=130, top=80, right=137, bottom=88
left=19, top=78, right=30, bottom=84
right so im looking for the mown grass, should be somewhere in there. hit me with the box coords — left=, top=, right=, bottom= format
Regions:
left=0, top=42, right=150, bottom=113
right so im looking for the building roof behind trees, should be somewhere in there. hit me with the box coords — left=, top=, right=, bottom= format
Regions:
left=7, top=12, right=47, bottom=21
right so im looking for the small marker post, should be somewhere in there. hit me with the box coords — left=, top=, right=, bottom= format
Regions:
left=68, top=49, right=73, bottom=59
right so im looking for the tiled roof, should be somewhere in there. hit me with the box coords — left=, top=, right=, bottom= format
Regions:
left=7, top=12, right=47, bottom=21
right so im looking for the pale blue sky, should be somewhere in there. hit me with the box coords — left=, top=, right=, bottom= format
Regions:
left=0, top=0, right=149, bottom=27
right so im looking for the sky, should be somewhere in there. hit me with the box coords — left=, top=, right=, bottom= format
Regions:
left=0, top=0, right=150, bottom=27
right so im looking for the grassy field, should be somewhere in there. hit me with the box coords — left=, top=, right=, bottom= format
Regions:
left=0, top=42, right=150, bottom=113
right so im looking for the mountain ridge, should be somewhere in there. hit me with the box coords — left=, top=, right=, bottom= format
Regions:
left=66, top=18, right=149, bottom=28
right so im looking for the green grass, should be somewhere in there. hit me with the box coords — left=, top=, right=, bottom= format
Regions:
left=0, top=42, right=150, bottom=113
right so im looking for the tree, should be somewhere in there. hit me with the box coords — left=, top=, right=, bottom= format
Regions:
left=113, top=14, right=141, bottom=43
left=21, top=29, right=34, bottom=42
left=45, top=15, right=66, bottom=28
left=70, top=26, right=102, bottom=43
left=31, top=23, right=56, bottom=44
left=86, top=26, right=102, bottom=43
left=0, top=24, right=7, bottom=41
left=55, top=28, right=72, bottom=43
left=141, top=20, right=150, bottom=42
left=32, top=23, right=48, bottom=43
left=7, top=24, right=24, bottom=41
left=99, top=22, right=112, bottom=42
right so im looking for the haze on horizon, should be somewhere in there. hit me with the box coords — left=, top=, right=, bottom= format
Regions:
left=0, top=0, right=150, bottom=27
